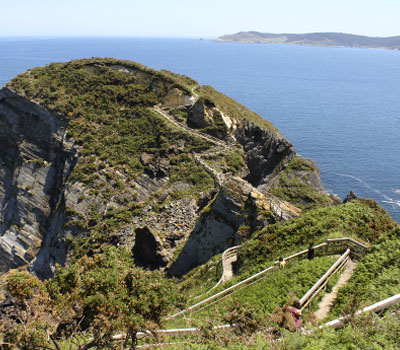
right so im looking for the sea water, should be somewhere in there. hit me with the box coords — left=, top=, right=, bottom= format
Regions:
left=0, top=37, right=399, bottom=222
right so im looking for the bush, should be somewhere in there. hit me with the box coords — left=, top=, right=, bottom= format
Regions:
left=330, top=227, right=400, bottom=318
left=2, top=247, right=180, bottom=349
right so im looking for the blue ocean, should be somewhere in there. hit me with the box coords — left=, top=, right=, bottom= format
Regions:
left=0, top=37, right=399, bottom=222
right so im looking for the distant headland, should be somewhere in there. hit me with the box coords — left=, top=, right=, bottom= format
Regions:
left=215, top=32, right=400, bottom=50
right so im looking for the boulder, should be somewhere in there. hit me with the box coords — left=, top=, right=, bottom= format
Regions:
left=187, top=99, right=214, bottom=129
left=343, top=190, right=358, bottom=203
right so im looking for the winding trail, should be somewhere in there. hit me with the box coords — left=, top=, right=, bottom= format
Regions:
left=153, top=105, right=226, bottom=147
left=153, top=104, right=301, bottom=220
left=314, top=260, right=356, bottom=321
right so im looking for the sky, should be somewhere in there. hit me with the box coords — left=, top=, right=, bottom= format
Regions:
left=1, top=0, right=399, bottom=38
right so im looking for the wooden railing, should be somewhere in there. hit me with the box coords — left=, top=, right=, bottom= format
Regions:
left=320, top=293, right=400, bottom=329
left=126, top=294, right=400, bottom=344
left=211, top=245, right=240, bottom=290
left=167, top=241, right=333, bottom=320
left=167, top=237, right=368, bottom=320
left=299, top=249, right=350, bottom=311
left=119, top=237, right=370, bottom=342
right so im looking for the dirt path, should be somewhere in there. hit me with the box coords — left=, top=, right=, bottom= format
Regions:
left=153, top=105, right=300, bottom=220
left=314, top=260, right=356, bottom=321
left=153, top=105, right=226, bottom=147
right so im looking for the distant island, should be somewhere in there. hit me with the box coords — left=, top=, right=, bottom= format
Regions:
left=215, top=32, right=400, bottom=50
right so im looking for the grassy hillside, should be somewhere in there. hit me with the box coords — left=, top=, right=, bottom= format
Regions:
left=270, top=156, right=335, bottom=210
left=169, top=198, right=396, bottom=311
left=163, top=200, right=399, bottom=348
left=2, top=58, right=399, bottom=349
left=238, top=198, right=396, bottom=274
left=330, top=226, right=400, bottom=318
left=196, top=85, right=278, bottom=132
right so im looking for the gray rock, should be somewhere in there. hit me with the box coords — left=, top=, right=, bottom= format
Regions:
left=168, top=189, right=244, bottom=277
left=187, top=99, right=214, bottom=129
left=343, top=190, right=358, bottom=203
left=234, top=120, right=296, bottom=187
left=0, top=88, right=77, bottom=275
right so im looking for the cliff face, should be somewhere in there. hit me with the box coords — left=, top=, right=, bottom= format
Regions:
left=0, top=58, right=329, bottom=278
left=234, top=120, right=295, bottom=188
left=0, top=88, right=76, bottom=274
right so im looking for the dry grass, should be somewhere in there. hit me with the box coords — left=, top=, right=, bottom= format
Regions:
left=0, top=272, right=9, bottom=302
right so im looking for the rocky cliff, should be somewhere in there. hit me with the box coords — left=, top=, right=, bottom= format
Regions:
left=0, top=58, right=334, bottom=278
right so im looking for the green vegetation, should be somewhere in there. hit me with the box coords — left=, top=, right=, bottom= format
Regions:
left=330, top=227, right=400, bottom=318
left=270, top=175, right=333, bottom=210
left=238, top=199, right=396, bottom=275
left=2, top=246, right=179, bottom=349
left=279, top=315, right=400, bottom=350
left=270, top=156, right=334, bottom=210
left=161, top=314, right=400, bottom=349
left=171, top=256, right=337, bottom=329
left=169, top=154, right=215, bottom=199
left=8, top=58, right=217, bottom=257
left=283, top=155, right=318, bottom=173
left=197, top=85, right=278, bottom=132
left=171, top=200, right=393, bottom=328
left=177, top=254, right=222, bottom=301
left=226, top=149, right=246, bottom=174
left=201, top=147, right=246, bottom=176
left=8, top=58, right=212, bottom=177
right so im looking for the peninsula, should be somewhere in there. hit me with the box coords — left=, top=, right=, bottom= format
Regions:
left=0, top=58, right=399, bottom=349
left=215, top=31, right=400, bottom=50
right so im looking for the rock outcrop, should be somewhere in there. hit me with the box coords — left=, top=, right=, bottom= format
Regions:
left=343, top=190, right=358, bottom=203
left=0, top=58, right=332, bottom=278
left=0, top=88, right=77, bottom=275
left=234, top=120, right=296, bottom=188
left=187, top=98, right=215, bottom=129
left=168, top=189, right=243, bottom=277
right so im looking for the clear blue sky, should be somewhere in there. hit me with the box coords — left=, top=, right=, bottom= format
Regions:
left=1, top=0, right=399, bottom=38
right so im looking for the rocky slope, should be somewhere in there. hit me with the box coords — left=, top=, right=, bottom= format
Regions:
left=0, top=58, right=335, bottom=278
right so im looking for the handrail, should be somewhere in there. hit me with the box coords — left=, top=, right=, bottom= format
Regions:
left=212, top=245, right=240, bottom=289
left=130, top=293, right=400, bottom=343
left=111, top=237, right=371, bottom=342
left=113, top=324, right=232, bottom=341
left=167, top=238, right=367, bottom=320
left=300, top=253, right=350, bottom=311
left=166, top=265, right=276, bottom=320
left=138, top=324, right=232, bottom=339
left=326, top=237, right=368, bottom=250
left=167, top=241, right=330, bottom=320
left=223, top=246, right=240, bottom=260
left=275, top=242, right=328, bottom=264
left=320, top=293, right=400, bottom=329
left=301, top=256, right=350, bottom=311
left=299, top=249, right=350, bottom=307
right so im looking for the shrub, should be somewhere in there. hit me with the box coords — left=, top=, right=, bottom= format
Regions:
left=3, top=247, right=180, bottom=349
